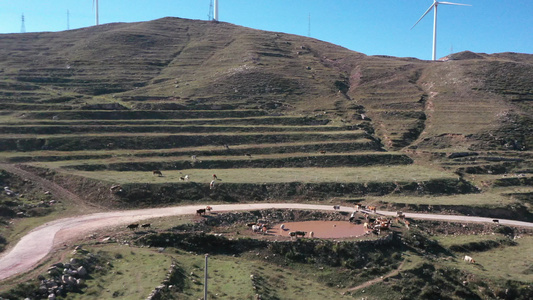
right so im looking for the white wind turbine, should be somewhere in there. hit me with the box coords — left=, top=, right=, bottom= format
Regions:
left=93, top=0, right=99, bottom=25
left=412, top=0, right=471, bottom=60
left=214, top=0, right=219, bottom=21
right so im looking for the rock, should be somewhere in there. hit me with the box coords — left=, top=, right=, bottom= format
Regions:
left=77, top=266, right=87, bottom=277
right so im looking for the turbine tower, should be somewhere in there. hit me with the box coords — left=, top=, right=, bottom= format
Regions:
left=214, top=0, right=219, bottom=21
left=412, top=0, right=470, bottom=61
left=93, top=0, right=99, bottom=25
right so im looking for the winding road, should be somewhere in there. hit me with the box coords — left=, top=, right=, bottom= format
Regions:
left=1, top=203, right=533, bottom=281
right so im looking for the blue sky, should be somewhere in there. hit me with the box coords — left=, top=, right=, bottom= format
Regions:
left=1, top=0, right=531, bottom=60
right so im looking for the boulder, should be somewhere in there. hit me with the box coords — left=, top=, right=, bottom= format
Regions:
left=77, top=266, right=87, bottom=277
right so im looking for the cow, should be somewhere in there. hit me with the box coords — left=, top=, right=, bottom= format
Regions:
left=152, top=170, right=163, bottom=177
left=464, top=255, right=475, bottom=263
left=319, top=150, right=326, bottom=154
left=196, top=209, right=206, bottom=216
left=333, top=205, right=340, bottom=210
left=127, top=223, right=139, bottom=230
left=493, top=219, right=499, bottom=224
left=289, top=231, right=306, bottom=237
left=109, top=185, right=123, bottom=193
left=210, top=180, right=216, bottom=189
left=405, top=220, right=410, bottom=230
left=205, top=206, right=213, bottom=212
left=245, top=153, right=252, bottom=158
left=252, top=225, right=261, bottom=232
left=246, top=222, right=257, bottom=227
left=184, top=174, right=190, bottom=181
left=309, top=231, right=314, bottom=238
left=367, top=206, right=377, bottom=213
left=213, top=174, right=218, bottom=180
left=141, top=223, right=151, bottom=228
left=280, top=224, right=285, bottom=230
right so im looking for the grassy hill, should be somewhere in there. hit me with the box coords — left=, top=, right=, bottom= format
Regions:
left=0, top=17, right=532, bottom=299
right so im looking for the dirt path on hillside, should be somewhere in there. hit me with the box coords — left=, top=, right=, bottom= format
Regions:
left=0, top=163, right=102, bottom=213
left=1, top=202, right=533, bottom=282
left=344, top=260, right=406, bottom=294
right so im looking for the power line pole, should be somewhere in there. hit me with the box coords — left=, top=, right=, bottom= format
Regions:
left=204, top=254, right=209, bottom=300
left=67, top=10, right=70, bottom=30
left=208, top=0, right=213, bottom=20
left=21, top=14, right=26, bottom=33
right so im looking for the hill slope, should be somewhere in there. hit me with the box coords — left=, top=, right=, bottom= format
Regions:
left=0, top=17, right=531, bottom=211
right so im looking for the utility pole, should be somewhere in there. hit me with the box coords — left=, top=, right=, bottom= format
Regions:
left=204, top=254, right=209, bottom=300
left=67, top=10, right=70, bottom=30
left=21, top=14, right=26, bottom=33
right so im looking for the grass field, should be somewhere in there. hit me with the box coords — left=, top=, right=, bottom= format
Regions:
left=67, top=165, right=456, bottom=184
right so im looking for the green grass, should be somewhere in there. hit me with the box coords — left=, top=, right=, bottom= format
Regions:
left=370, top=192, right=517, bottom=206
left=25, top=151, right=406, bottom=169
left=434, top=234, right=505, bottom=247
left=438, top=235, right=533, bottom=283
left=65, top=165, right=455, bottom=184
left=68, top=245, right=172, bottom=300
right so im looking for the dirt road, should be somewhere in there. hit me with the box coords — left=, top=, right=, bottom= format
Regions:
left=1, top=203, right=532, bottom=281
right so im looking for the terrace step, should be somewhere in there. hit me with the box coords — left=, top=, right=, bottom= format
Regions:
left=0, top=116, right=331, bottom=126
left=4, top=139, right=381, bottom=162
left=0, top=124, right=354, bottom=135
left=0, top=131, right=369, bottom=151
left=62, top=152, right=413, bottom=171
left=14, top=109, right=269, bottom=120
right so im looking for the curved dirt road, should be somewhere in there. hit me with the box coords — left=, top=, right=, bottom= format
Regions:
left=1, top=203, right=532, bottom=281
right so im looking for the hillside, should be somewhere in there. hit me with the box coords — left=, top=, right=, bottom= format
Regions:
left=0, top=17, right=532, bottom=299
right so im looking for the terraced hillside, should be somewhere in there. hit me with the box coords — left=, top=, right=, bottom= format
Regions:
left=1, top=17, right=533, bottom=300
left=0, top=17, right=531, bottom=215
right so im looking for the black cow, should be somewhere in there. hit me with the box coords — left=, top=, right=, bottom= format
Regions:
left=127, top=223, right=139, bottom=230
left=289, top=231, right=306, bottom=237
left=196, top=209, right=206, bottom=215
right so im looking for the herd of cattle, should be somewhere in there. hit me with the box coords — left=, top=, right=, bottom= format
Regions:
left=124, top=204, right=481, bottom=264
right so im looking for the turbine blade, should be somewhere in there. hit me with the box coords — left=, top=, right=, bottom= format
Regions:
left=438, top=2, right=471, bottom=6
left=411, top=3, right=436, bottom=29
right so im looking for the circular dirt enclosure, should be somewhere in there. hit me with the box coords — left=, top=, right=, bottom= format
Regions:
left=270, top=221, right=366, bottom=239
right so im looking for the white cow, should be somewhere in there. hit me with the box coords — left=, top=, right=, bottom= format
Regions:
left=464, top=255, right=475, bottom=263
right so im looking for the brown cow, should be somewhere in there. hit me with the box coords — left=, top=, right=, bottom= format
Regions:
left=152, top=170, right=163, bottom=177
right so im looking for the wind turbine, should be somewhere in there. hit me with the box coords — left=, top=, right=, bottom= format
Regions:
left=412, top=0, right=470, bottom=60
left=214, top=0, right=219, bottom=21
left=93, top=0, right=99, bottom=25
